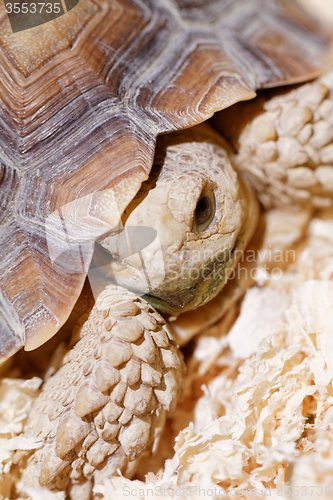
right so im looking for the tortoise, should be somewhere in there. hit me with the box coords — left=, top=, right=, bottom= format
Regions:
left=0, top=0, right=333, bottom=496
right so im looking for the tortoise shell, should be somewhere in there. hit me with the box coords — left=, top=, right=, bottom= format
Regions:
left=0, top=0, right=329, bottom=362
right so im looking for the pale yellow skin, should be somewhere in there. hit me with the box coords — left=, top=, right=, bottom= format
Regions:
left=99, top=124, right=258, bottom=315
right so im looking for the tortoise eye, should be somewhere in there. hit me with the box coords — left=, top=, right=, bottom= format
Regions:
left=195, top=191, right=215, bottom=232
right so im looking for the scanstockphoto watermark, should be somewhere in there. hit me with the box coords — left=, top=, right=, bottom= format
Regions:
left=166, top=246, right=296, bottom=283
left=122, top=485, right=333, bottom=497
left=45, top=189, right=166, bottom=300
left=45, top=190, right=295, bottom=302
left=122, top=485, right=274, bottom=497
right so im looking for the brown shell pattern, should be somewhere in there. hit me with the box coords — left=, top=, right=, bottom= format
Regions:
left=0, top=0, right=329, bottom=360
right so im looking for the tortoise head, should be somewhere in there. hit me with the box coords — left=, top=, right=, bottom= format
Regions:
left=96, top=124, right=259, bottom=315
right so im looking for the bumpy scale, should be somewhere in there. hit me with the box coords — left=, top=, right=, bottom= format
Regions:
left=19, top=287, right=184, bottom=493
left=235, top=72, right=333, bottom=208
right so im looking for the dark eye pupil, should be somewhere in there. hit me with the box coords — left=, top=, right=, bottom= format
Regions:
left=195, top=196, right=211, bottom=226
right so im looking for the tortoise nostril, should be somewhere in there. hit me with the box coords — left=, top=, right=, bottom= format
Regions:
left=195, top=193, right=215, bottom=231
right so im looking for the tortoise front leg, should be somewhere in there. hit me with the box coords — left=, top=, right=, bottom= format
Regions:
left=18, top=286, right=183, bottom=497
left=216, top=72, right=333, bottom=209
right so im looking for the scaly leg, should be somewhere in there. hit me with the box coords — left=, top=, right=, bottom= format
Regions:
left=216, top=72, right=333, bottom=209
left=18, top=286, right=183, bottom=497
